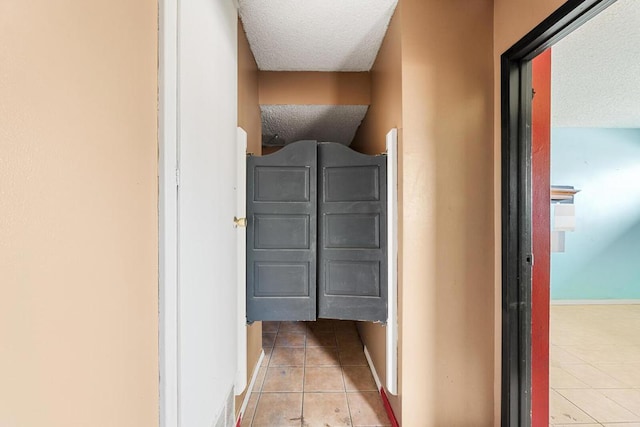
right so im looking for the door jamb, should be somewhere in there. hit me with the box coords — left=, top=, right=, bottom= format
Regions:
left=159, top=0, right=179, bottom=425
left=500, top=0, right=618, bottom=425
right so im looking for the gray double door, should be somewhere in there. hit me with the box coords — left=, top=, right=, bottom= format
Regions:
left=247, top=141, right=387, bottom=323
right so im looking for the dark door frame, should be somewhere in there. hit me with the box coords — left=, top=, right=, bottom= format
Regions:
left=500, top=0, right=618, bottom=425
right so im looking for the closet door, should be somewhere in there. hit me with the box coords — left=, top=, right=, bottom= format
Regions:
left=318, top=143, right=387, bottom=322
left=246, top=141, right=317, bottom=322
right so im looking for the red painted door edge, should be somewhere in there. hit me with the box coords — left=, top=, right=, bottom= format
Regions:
left=380, top=387, right=400, bottom=427
left=531, top=48, right=551, bottom=427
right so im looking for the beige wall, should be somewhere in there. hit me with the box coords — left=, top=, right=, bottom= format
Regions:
left=399, top=1, right=495, bottom=424
left=351, top=6, right=403, bottom=422
left=0, top=1, right=158, bottom=426
left=351, top=8, right=403, bottom=155
left=492, top=0, right=566, bottom=423
left=237, top=18, right=264, bottom=416
left=354, top=1, right=495, bottom=424
left=259, top=72, right=371, bottom=105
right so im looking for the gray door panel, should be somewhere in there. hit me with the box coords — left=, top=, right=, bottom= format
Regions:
left=246, top=141, right=317, bottom=322
left=318, top=143, right=387, bottom=322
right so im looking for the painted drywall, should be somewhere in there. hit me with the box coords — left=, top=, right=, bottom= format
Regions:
left=0, top=0, right=158, bottom=425
left=236, top=18, right=263, bottom=417
left=258, top=72, right=371, bottom=105
left=351, top=5, right=403, bottom=421
left=551, top=128, right=640, bottom=300
left=399, top=0, right=495, bottom=424
left=258, top=72, right=371, bottom=146
left=493, top=0, right=565, bottom=422
left=354, top=2, right=495, bottom=424
left=177, top=0, right=238, bottom=425
left=239, top=20, right=263, bottom=153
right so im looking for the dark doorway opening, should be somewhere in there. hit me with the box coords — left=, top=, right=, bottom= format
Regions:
left=500, top=0, right=619, bottom=425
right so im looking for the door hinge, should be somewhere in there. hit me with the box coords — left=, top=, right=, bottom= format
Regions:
left=176, top=168, right=180, bottom=187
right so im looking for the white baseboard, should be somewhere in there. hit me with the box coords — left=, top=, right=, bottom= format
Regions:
left=363, top=345, right=382, bottom=391
left=551, top=299, right=640, bottom=305
left=236, top=349, right=264, bottom=423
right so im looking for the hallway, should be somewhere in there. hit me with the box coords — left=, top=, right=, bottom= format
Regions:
left=240, top=320, right=392, bottom=427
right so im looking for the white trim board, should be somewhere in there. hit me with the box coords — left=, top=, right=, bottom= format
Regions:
left=235, top=128, right=248, bottom=395
left=236, top=350, right=265, bottom=425
left=385, top=129, right=398, bottom=396
left=158, top=0, right=179, bottom=425
left=364, top=346, right=382, bottom=391
left=551, top=299, right=640, bottom=305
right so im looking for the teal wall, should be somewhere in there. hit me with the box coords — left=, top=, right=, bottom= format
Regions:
left=551, top=128, right=640, bottom=300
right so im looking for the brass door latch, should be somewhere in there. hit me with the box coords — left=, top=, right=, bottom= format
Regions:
left=233, top=216, right=247, bottom=228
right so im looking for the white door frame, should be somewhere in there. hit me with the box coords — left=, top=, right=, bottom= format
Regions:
left=158, top=0, right=179, bottom=425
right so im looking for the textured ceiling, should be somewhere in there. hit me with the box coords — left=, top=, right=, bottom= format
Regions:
left=240, top=0, right=397, bottom=145
left=552, top=0, right=640, bottom=127
left=239, top=0, right=398, bottom=71
left=261, top=105, right=368, bottom=146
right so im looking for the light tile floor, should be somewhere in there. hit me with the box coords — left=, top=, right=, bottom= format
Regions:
left=549, top=304, right=640, bottom=426
left=240, top=319, right=392, bottom=427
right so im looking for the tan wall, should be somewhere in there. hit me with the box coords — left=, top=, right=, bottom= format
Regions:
left=239, top=20, right=263, bottom=154
left=351, top=8, right=403, bottom=155
left=354, top=2, right=495, bottom=424
left=0, top=1, right=158, bottom=426
left=350, top=6, right=403, bottom=422
left=399, top=0, right=495, bottom=425
left=237, top=19, right=264, bottom=416
left=259, top=72, right=371, bottom=105
left=492, top=0, right=566, bottom=423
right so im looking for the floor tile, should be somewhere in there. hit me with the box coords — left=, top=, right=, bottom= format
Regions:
left=557, top=388, right=640, bottom=423
left=279, top=321, right=308, bottom=335
left=249, top=320, right=388, bottom=426
left=335, top=320, right=358, bottom=332
left=270, top=347, right=305, bottom=366
left=339, top=345, right=368, bottom=366
left=306, top=319, right=335, bottom=332
left=275, top=332, right=306, bottom=347
left=302, top=393, right=352, bottom=427
left=601, top=424, right=640, bottom=427
left=552, top=424, right=600, bottom=426
left=563, top=345, right=640, bottom=364
left=254, top=366, right=267, bottom=392
left=262, top=349, right=272, bottom=367
left=561, top=364, right=629, bottom=388
left=306, top=330, right=337, bottom=347
left=550, top=366, right=590, bottom=389
left=252, top=392, right=303, bottom=427
left=262, top=333, right=276, bottom=349
left=595, top=364, right=640, bottom=388
left=336, top=331, right=362, bottom=348
left=262, top=367, right=304, bottom=392
left=306, top=346, right=341, bottom=366
left=550, top=345, right=587, bottom=366
left=549, top=389, right=597, bottom=425
left=346, top=391, right=391, bottom=426
left=262, top=321, right=280, bottom=333
left=304, top=367, right=345, bottom=392
left=240, top=393, right=259, bottom=427
left=342, top=366, right=378, bottom=392
left=597, top=389, right=640, bottom=417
